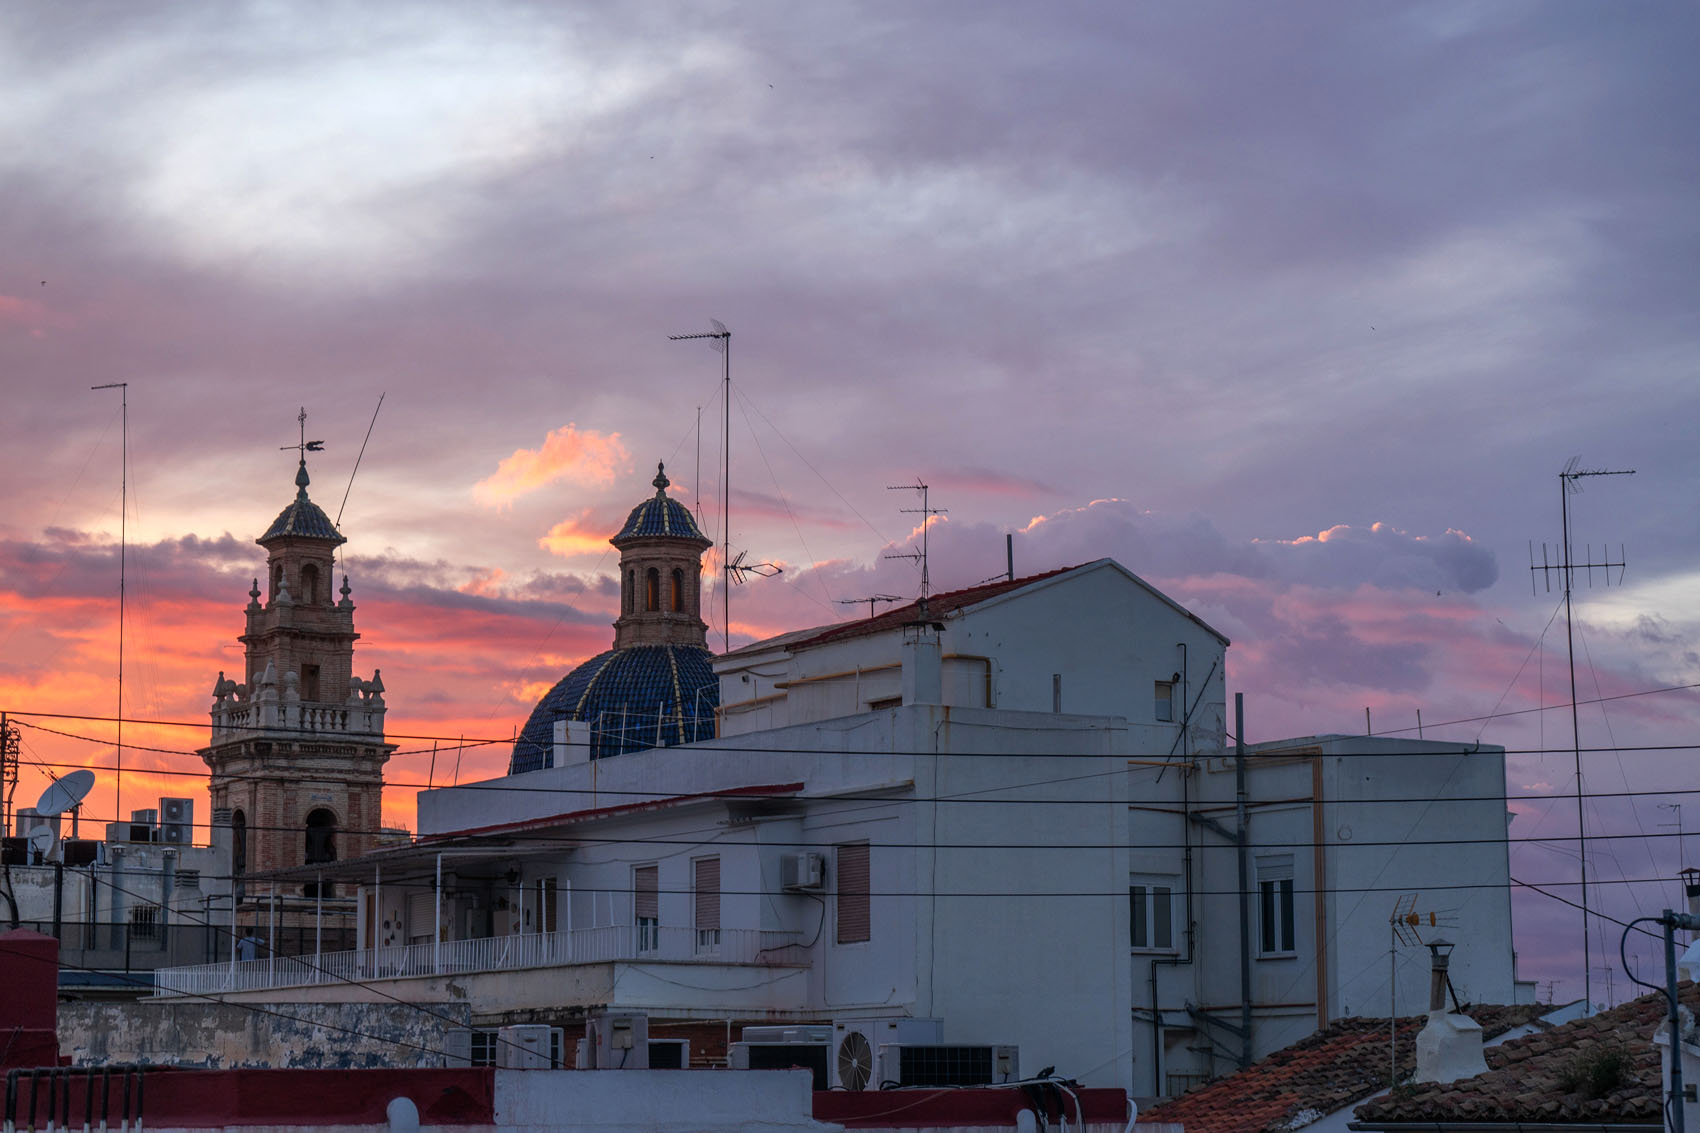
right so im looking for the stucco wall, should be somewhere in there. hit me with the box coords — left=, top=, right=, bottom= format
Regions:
left=59, top=999, right=472, bottom=1068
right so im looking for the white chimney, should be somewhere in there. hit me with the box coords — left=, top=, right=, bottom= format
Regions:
left=1414, top=937, right=1488, bottom=1084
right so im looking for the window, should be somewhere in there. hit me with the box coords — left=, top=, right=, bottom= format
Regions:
left=129, top=904, right=160, bottom=941
left=836, top=842, right=871, bottom=944
left=671, top=568, right=684, bottom=612
left=1257, top=854, right=1296, bottom=955
left=624, top=570, right=634, bottom=614
left=301, top=663, right=321, bottom=702
left=646, top=568, right=660, bottom=612
left=693, top=856, right=720, bottom=951
left=1154, top=681, right=1175, bottom=723
left=301, top=562, right=320, bottom=605
left=304, top=808, right=337, bottom=864
left=469, top=1030, right=498, bottom=1067
left=232, top=809, right=248, bottom=877
left=1130, top=880, right=1174, bottom=951
left=634, top=865, right=659, bottom=952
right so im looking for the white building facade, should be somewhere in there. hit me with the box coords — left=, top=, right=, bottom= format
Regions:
left=154, top=558, right=1515, bottom=1098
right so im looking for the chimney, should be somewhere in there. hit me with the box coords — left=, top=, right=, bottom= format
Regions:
left=1414, top=937, right=1488, bottom=1083
left=901, top=624, right=943, bottom=706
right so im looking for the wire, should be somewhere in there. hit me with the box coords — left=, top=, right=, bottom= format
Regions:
left=6, top=670, right=1693, bottom=748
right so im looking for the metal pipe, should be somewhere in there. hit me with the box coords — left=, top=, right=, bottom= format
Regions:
left=1665, top=911, right=1685, bottom=1133
left=1236, top=692, right=1252, bottom=1069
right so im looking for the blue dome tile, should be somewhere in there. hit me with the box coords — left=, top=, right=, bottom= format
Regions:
left=510, top=644, right=718, bottom=773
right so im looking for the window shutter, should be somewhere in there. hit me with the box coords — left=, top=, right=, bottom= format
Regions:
left=836, top=842, right=871, bottom=944
left=693, top=857, right=720, bottom=932
left=635, top=866, right=659, bottom=920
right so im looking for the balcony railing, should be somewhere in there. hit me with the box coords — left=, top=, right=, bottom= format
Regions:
left=152, top=925, right=806, bottom=997
left=211, top=697, right=386, bottom=740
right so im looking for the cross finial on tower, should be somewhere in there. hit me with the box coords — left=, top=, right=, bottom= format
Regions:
left=279, top=407, right=326, bottom=497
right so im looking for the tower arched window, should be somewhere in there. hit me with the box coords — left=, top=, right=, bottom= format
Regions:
left=625, top=570, right=634, bottom=614
left=646, top=568, right=660, bottom=612
left=671, top=569, right=684, bottom=612
left=305, top=808, right=338, bottom=864
left=301, top=563, right=320, bottom=605
left=232, top=810, right=248, bottom=877
left=271, top=564, right=284, bottom=599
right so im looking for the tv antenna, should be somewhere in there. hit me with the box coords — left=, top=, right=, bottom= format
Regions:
left=726, top=549, right=782, bottom=585
left=669, top=320, right=732, bottom=650
left=839, top=594, right=903, bottom=619
left=1527, top=456, right=1634, bottom=1012
left=884, top=480, right=946, bottom=605
left=91, top=382, right=128, bottom=823
left=1386, top=894, right=1459, bottom=1083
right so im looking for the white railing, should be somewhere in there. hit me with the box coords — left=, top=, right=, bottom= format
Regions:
left=152, top=925, right=806, bottom=998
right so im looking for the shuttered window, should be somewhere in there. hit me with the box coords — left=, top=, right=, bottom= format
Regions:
left=836, top=841, right=871, bottom=944
left=693, top=856, right=720, bottom=950
left=635, top=865, right=659, bottom=951
left=635, top=866, right=659, bottom=920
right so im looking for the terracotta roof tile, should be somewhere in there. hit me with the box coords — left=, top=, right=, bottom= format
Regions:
left=1353, top=982, right=1696, bottom=1127
left=1140, top=1007, right=1548, bottom=1133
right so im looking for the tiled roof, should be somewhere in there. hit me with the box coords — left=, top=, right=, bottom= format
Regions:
left=719, top=566, right=1084, bottom=660
left=1140, top=1006, right=1552, bottom=1133
left=611, top=464, right=708, bottom=546
left=510, top=643, right=718, bottom=772
left=1354, top=984, right=1698, bottom=1128
left=259, top=462, right=345, bottom=543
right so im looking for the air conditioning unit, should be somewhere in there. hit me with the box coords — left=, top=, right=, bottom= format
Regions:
left=780, top=851, right=826, bottom=891
left=647, top=1038, right=690, bottom=1069
left=731, top=1040, right=831, bottom=1090
left=741, top=1024, right=832, bottom=1044
left=877, top=1043, right=1020, bottom=1087
left=582, top=1012, right=649, bottom=1069
left=830, top=1018, right=943, bottom=1091
left=496, top=1024, right=553, bottom=1069
left=160, top=798, right=194, bottom=845
left=444, top=1030, right=473, bottom=1068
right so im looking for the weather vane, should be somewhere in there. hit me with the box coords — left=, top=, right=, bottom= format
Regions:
left=280, top=406, right=326, bottom=461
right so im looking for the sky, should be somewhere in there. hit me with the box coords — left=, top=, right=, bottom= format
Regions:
left=3, top=1, right=1697, bottom=1010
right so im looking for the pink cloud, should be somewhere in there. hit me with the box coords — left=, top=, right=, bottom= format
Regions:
left=473, top=424, right=629, bottom=508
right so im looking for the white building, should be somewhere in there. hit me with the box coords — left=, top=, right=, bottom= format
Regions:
left=152, top=471, right=1515, bottom=1098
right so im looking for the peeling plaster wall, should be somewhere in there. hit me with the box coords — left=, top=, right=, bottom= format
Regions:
left=59, top=1000, right=472, bottom=1068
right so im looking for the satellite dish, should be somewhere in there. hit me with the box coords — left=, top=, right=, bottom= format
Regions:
left=28, top=824, right=56, bottom=861
left=36, top=770, right=95, bottom=817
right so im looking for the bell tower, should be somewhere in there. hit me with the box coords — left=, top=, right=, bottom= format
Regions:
left=610, top=462, right=713, bottom=649
left=199, top=420, right=393, bottom=897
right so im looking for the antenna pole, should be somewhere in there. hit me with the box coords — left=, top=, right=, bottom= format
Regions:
left=1544, top=460, right=1635, bottom=1011
left=886, top=480, right=947, bottom=605
left=92, top=382, right=128, bottom=824
left=723, top=332, right=731, bottom=652
left=668, top=322, right=732, bottom=651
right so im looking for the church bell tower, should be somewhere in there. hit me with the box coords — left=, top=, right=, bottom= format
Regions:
left=199, top=423, right=393, bottom=896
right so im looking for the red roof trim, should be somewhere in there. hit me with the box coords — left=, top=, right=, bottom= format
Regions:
left=421, top=781, right=805, bottom=842
left=787, top=565, right=1083, bottom=650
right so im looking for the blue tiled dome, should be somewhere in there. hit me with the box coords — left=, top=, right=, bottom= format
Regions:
left=612, top=463, right=709, bottom=546
left=510, top=644, right=718, bottom=773
left=261, top=462, right=345, bottom=544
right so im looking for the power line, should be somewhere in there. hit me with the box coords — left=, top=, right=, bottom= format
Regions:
left=6, top=671, right=1698, bottom=751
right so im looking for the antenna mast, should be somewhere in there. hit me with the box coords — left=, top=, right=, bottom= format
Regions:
left=1528, top=457, right=1634, bottom=1011
left=91, top=382, right=128, bottom=823
left=669, top=321, right=731, bottom=650
left=885, top=480, right=947, bottom=605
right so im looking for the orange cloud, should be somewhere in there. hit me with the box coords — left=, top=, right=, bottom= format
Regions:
left=458, top=567, right=508, bottom=597
left=539, top=510, right=612, bottom=558
left=473, top=424, right=628, bottom=508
